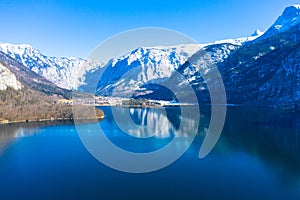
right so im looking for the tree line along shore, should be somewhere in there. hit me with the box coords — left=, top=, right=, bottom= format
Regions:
left=0, top=87, right=104, bottom=124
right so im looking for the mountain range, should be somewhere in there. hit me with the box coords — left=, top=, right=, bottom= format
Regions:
left=0, top=4, right=299, bottom=111
left=0, top=43, right=103, bottom=90
left=133, top=4, right=300, bottom=110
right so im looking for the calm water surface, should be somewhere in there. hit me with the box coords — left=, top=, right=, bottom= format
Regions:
left=0, top=106, right=299, bottom=199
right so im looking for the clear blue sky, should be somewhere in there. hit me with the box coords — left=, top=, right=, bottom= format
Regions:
left=0, top=0, right=297, bottom=58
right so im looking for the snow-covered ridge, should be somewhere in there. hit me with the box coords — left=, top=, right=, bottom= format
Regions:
left=99, top=45, right=201, bottom=96
left=111, top=44, right=202, bottom=67
left=0, top=30, right=262, bottom=93
left=96, top=32, right=260, bottom=97
left=145, top=44, right=206, bottom=55
left=0, top=62, right=22, bottom=90
left=110, top=32, right=262, bottom=68
left=0, top=43, right=103, bottom=90
left=205, top=31, right=264, bottom=46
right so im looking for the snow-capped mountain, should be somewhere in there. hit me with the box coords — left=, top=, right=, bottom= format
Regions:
left=0, top=62, right=22, bottom=90
left=143, top=4, right=300, bottom=110
left=135, top=42, right=241, bottom=101
left=219, top=4, right=300, bottom=109
left=0, top=43, right=103, bottom=90
left=135, top=5, right=300, bottom=110
left=0, top=31, right=262, bottom=95
left=95, top=33, right=262, bottom=97
left=95, top=44, right=202, bottom=97
left=0, top=51, right=72, bottom=98
left=1, top=4, right=299, bottom=112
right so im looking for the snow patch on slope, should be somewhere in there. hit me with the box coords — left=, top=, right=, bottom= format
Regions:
left=210, top=33, right=264, bottom=46
left=0, top=62, right=22, bottom=90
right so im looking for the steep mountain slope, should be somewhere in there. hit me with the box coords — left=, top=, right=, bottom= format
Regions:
left=221, top=24, right=300, bottom=109
left=137, top=5, right=300, bottom=110
left=0, top=52, right=72, bottom=121
left=0, top=51, right=72, bottom=98
left=0, top=32, right=261, bottom=96
left=174, top=5, right=300, bottom=110
left=94, top=34, right=261, bottom=98
left=217, top=5, right=300, bottom=110
left=135, top=42, right=241, bottom=101
left=0, top=62, right=22, bottom=90
left=260, top=5, right=300, bottom=39
left=0, top=53, right=105, bottom=122
left=95, top=44, right=202, bottom=97
left=0, top=43, right=103, bottom=90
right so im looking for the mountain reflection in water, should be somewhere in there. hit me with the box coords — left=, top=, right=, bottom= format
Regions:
left=0, top=106, right=299, bottom=199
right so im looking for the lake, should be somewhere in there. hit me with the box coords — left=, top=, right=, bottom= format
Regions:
left=0, top=106, right=299, bottom=199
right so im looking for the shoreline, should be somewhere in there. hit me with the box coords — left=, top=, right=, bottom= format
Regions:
left=0, top=116, right=105, bottom=126
left=1, top=103, right=298, bottom=125
left=0, top=105, right=105, bottom=125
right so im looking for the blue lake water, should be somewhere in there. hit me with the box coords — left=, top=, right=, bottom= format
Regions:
left=0, top=106, right=300, bottom=199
